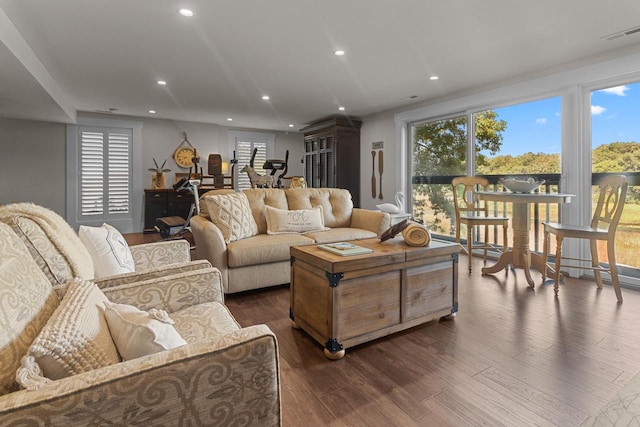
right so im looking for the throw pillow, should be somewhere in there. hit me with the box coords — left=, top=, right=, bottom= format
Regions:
left=17, top=278, right=121, bottom=387
left=203, top=192, right=258, bottom=243
left=0, top=222, right=58, bottom=395
left=79, top=223, right=135, bottom=278
left=264, top=205, right=328, bottom=234
left=103, top=302, right=187, bottom=361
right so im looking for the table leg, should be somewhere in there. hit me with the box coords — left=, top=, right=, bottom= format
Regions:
left=482, top=201, right=535, bottom=287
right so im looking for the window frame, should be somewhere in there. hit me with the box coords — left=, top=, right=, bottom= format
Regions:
left=66, top=117, right=142, bottom=232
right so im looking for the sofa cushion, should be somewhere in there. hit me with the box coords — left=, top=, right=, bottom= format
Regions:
left=0, top=203, right=94, bottom=285
left=171, top=301, right=242, bottom=342
left=203, top=192, right=258, bottom=243
left=304, top=227, right=378, bottom=244
left=103, top=302, right=187, bottom=360
left=227, top=233, right=314, bottom=268
left=198, top=189, right=236, bottom=219
left=265, top=205, right=328, bottom=234
left=25, top=278, right=121, bottom=381
left=79, top=223, right=135, bottom=278
left=244, top=188, right=289, bottom=234
left=285, top=188, right=353, bottom=228
left=0, top=223, right=59, bottom=395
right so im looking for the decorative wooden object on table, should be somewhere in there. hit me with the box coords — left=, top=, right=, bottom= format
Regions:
left=290, top=237, right=459, bottom=359
left=301, top=117, right=362, bottom=206
left=379, top=218, right=410, bottom=242
left=148, top=158, right=171, bottom=189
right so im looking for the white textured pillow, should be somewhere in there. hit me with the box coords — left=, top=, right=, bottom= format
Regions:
left=104, top=302, right=187, bottom=360
left=204, top=193, right=258, bottom=243
left=18, top=278, right=120, bottom=385
left=264, top=205, right=328, bottom=234
left=79, top=223, right=134, bottom=278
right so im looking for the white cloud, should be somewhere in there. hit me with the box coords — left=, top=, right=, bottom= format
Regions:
left=536, top=118, right=547, bottom=125
left=599, top=85, right=629, bottom=96
left=591, top=105, right=606, bottom=115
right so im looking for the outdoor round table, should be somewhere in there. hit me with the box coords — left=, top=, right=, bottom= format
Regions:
left=476, top=191, right=574, bottom=287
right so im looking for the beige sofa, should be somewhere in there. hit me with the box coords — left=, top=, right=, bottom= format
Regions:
left=0, top=205, right=281, bottom=426
left=191, top=188, right=390, bottom=293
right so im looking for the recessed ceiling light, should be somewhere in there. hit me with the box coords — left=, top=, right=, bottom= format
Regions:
left=157, top=80, right=167, bottom=85
left=288, top=124, right=294, bottom=128
left=179, top=8, right=194, bottom=17
left=262, top=95, right=270, bottom=101
left=430, top=76, right=439, bottom=81
left=227, top=118, right=233, bottom=121
left=149, top=110, right=156, bottom=114
left=334, top=50, right=345, bottom=56
left=338, top=106, right=345, bottom=111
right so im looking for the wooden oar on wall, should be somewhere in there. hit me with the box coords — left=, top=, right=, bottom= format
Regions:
left=371, top=150, right=376, bottom=199
left=378, top=150, right=383, bottom=199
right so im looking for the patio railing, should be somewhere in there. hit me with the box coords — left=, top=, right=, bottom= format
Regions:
left=411, top=171, right=640, bottom=277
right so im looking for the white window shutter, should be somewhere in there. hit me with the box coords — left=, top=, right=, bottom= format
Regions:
left=79, top=127, right=131, bottom=219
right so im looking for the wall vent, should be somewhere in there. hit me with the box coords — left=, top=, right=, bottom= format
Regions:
left=602, top=25, right=640, bottom=41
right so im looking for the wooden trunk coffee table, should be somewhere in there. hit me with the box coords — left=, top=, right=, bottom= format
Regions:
left=290, top=237, right=459, bottom=359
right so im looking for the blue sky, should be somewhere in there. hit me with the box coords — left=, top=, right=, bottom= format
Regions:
left=490, top=82, right=640, bottom=156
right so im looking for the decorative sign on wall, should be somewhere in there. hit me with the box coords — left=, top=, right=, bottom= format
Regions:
left=372, top=141, right=384, bottom=149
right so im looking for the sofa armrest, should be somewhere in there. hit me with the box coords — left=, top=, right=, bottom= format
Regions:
left=350, top=208, right=391, bottom=236
left=190, top=215, right=230, bottom=292
left=130, top=239, right=191, bottom=271
left=0, top=325, right=281, bottom=426
left=101, top=267, right=224, bottom=312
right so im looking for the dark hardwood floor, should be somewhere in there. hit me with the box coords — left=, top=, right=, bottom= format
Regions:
left=224, top=254, right=640, bottom=426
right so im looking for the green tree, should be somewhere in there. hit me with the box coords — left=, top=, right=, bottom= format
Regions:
left=476, top=152, right=560, bottom=175
left=593, top=141, right=640, bottom=203
left=412, top=111, right=506, bottom=230
left=592, top=142, right=640, bottom=173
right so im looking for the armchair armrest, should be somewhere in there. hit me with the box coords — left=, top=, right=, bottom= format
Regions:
left=0, top=325, right=281, bottom=426
left=350, top=208, right=391, bottom=236
left=130, top=239, right=191, bottom=271
left=102, top=267, right=224, bottom=312
left=190, top=215, right=230, bottom=292
left=93, top=260, right=212, bottom=289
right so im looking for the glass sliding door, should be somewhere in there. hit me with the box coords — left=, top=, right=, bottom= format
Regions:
left=590, top=83, right=640, bottom=278
left=410, top=115, right=467, bottom=237
left=475, top=97, right=562, bottom=252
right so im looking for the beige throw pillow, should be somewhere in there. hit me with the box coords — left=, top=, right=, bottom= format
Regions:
left=0, top=223, right=59, bottom=395
left=204, top=192, right=258, bottom=243
left=19, top=278, right=120, bottom=384
left=103, top=302, right=187, bottom=360
left=79, top=223, right=135, bottom=278
left=264, top=205, right=328, bottom=234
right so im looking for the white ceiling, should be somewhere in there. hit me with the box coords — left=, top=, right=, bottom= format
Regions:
left=2, top=0, right=640, bottom=131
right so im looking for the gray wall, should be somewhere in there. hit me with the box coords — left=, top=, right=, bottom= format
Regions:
left=0, top=117, right=67, bottom=215
left=0, top=114, right=303, bottom=230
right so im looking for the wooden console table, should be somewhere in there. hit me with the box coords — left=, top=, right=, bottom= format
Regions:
left=290, top=237, right=459, bottom=359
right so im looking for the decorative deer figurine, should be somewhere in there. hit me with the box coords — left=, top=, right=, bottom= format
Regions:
left=240, top=165, right=275, bottom=188
left=148, top=158, right=171, bottom=189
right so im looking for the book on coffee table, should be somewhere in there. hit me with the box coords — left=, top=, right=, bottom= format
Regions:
left=317, top=242, right=374, bottom=256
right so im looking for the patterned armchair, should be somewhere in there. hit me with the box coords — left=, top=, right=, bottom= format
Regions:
left=0, top=219, right=282, bottom=425
left=0, top=202, right=213, bottom=287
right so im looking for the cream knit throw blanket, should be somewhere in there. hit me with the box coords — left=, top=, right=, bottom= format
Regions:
left=0, top=203, right=94, bottom=280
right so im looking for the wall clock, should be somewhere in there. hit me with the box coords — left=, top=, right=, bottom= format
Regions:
left=173, top=132, right=199, bottom=169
